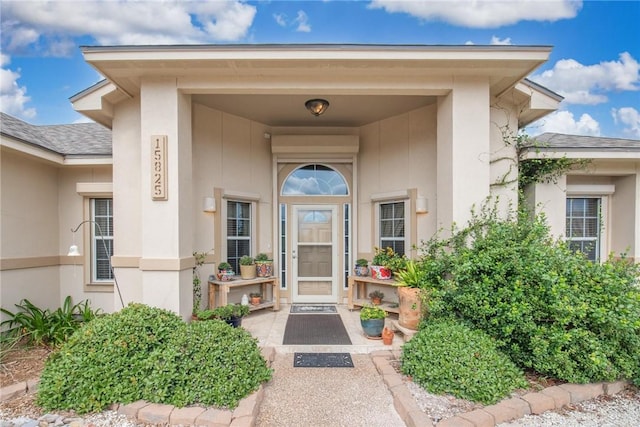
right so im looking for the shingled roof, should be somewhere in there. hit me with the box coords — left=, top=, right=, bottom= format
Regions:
left=531, top=132, right=640, bottom=152
left=0, top=112, right=112, bottom=156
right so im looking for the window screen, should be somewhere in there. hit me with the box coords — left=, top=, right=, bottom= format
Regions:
left=379, top=201, right=405, bottom=256
left=566, top=197, right=600, bottom=262
left=227, top=200, right=251, bottom=272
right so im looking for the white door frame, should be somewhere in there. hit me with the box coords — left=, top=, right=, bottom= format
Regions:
left=291, top=204, right=339, bottom=303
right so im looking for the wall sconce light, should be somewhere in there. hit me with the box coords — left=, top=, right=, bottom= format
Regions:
left=203, top=197, right=216, bottom=213
left=416, top=196, right=428, bottom=214
left=68, top=220, right=125, bottom=308
left=305, top=98, right=330, bottom=116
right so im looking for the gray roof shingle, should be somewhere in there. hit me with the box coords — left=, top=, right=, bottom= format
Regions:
left=531, top=132, right=640, bottom=152
left=0, top=112, right=111, bottom=156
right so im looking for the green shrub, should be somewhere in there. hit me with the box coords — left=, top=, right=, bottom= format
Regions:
left=37, top=303, right=271, bottom=413
left=402, top=319, right=527, bottom=404
left=143, top=320, right=271, bottom=408
left=419, top=205, right=640, bottom=386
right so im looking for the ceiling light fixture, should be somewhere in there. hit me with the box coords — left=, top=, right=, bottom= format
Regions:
left=305, top=98, right=330, bottom=116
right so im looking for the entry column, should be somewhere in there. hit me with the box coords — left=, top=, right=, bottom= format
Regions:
left=436, top=78, right=491, bottom=233
left=139, top=78, right=194, bottom=319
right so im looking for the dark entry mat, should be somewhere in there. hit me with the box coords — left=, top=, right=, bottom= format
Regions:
left=290, top=305, right=337, bottom=314
left=294, top=352, right=354, bottom=368
left=283, top=314, right=352, bottom=345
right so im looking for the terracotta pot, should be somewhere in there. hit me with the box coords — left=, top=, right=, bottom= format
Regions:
left=398, top=286, right=421, bottom=330
left=250, top=296, right=261, bottom=305
left=371, top=297, right=382, bottom=305
left=382, top=327, right=394, bottom=345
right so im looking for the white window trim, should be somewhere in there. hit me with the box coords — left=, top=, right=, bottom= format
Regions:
left=91, top=198, right=114, bottom=283
left=80, top=196, right=114, bottom=293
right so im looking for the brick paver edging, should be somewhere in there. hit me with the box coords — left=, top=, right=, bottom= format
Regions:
left=1, top=346, right=276, bottom=427
left=369, top=349, right=630, bottom=427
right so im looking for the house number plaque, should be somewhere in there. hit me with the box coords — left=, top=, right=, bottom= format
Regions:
left=151, top=135, right=168, bottom=201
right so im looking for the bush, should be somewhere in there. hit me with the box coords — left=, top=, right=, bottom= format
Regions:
left=37, top=303, right=271, bottom=413
left=420, top=205, right=640, bottom=386
left=402, top=319, right=527, bottom=404
left=143, top=320, right=271, bottom=408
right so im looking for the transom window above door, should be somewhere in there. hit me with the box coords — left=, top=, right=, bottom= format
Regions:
left=282, top=164, right=348, bottom=195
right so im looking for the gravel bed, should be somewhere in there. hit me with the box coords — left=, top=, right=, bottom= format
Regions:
left=498, top=388, right=640, bottom=427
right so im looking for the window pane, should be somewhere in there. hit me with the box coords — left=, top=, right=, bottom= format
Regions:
left=227, top=200, right=252, bottom=272
left=282, top=164, right=348, bottom=195
left=92, top=198, right=113, bottom=281
left=565, top=197, right=600, bottom=262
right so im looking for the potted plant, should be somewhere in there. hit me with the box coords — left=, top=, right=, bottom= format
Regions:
left=209, top=303, right=250, bottom=328
left=371, top=247, right=407, bottom=279
left=255, top=253, right=273, bottom=277
left=217, top=262, right=234, bottom=281
left=394, top=259, right=425, bottom=330
left=239, top=255, right=256, bottom=280
left=249, top=292, right=262, bottom=305
left=368, top=289, right=384, bottom=305
left=359, top=304, right=386, bottom=338
left=354, top=258, right=369, bottom=277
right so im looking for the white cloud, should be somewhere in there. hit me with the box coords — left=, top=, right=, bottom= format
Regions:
left=0, top=0, right=257, bottom=55
left=294, top=10, right=311, bottom=33
left=527, top=110, right=601, bottom=137
left=612, top=107, right=640, bottom=138
left=490, top=36, right=512, bottom=45
left=369, top=0, right=581, bottom=28
left=273, top=13, right=287, bottom=27
left=0, top=54, right=36, bottom=119
left=531, top=52, right=640, bottom=105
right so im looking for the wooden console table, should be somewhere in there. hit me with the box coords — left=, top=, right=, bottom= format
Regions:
left=208, top=276, right=280, bottom=312
left=347, top=275, right=399, bottom=314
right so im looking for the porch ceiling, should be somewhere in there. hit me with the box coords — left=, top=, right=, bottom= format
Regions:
left=191, top=94, right=436, bottom=127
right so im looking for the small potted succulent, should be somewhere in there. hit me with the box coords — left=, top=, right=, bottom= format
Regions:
left=354, top=258, right=369, bottom=277
left=249, top=292, right=262, bottom=305
left=239, top=255, right=256, bottom=280
left=359, top=304, right=386, bottom=338
left=368, top=289, right=384, bottom=305
left=217, top=262, right=235, bottom=281
left=255, top=253, right=273, bottom=277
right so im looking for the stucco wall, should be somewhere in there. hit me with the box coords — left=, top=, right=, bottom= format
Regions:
left=610, top=174, right=637, bottom=257
left=1, top=150, right=60, bottom=320
left=0, top=149, right=113, bottom=320
left=358, top=104, right=438, bottom=254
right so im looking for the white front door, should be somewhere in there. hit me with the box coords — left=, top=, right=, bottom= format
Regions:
left=291, top=205, right=338, bottom=303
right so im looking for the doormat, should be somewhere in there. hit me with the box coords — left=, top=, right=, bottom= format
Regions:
left=290, top=305, right=337, bottom=314
left=294, top=352, right=354, bottom=368
left=283, top=314, right=352, bottom=345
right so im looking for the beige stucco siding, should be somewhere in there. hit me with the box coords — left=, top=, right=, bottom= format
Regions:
left=0, top=149, right=114, bottom=319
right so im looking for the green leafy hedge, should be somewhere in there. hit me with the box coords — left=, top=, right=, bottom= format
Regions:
left=37, top=304, right=271, bottom=413
left=419, top=206, right=640, bottom=386
left=402, top=319, right=527, bottom=404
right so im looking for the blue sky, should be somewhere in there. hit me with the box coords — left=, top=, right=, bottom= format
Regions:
left=1, top=0, right=638, bottom=139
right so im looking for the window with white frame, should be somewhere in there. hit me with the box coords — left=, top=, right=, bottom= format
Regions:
left=91, top=198, right=113, bottom=282
left=566, top=197, right=601, bottom=262
left=379, top=201, right=406, bottom=256
left=226, top=200, right=252, bottom=272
